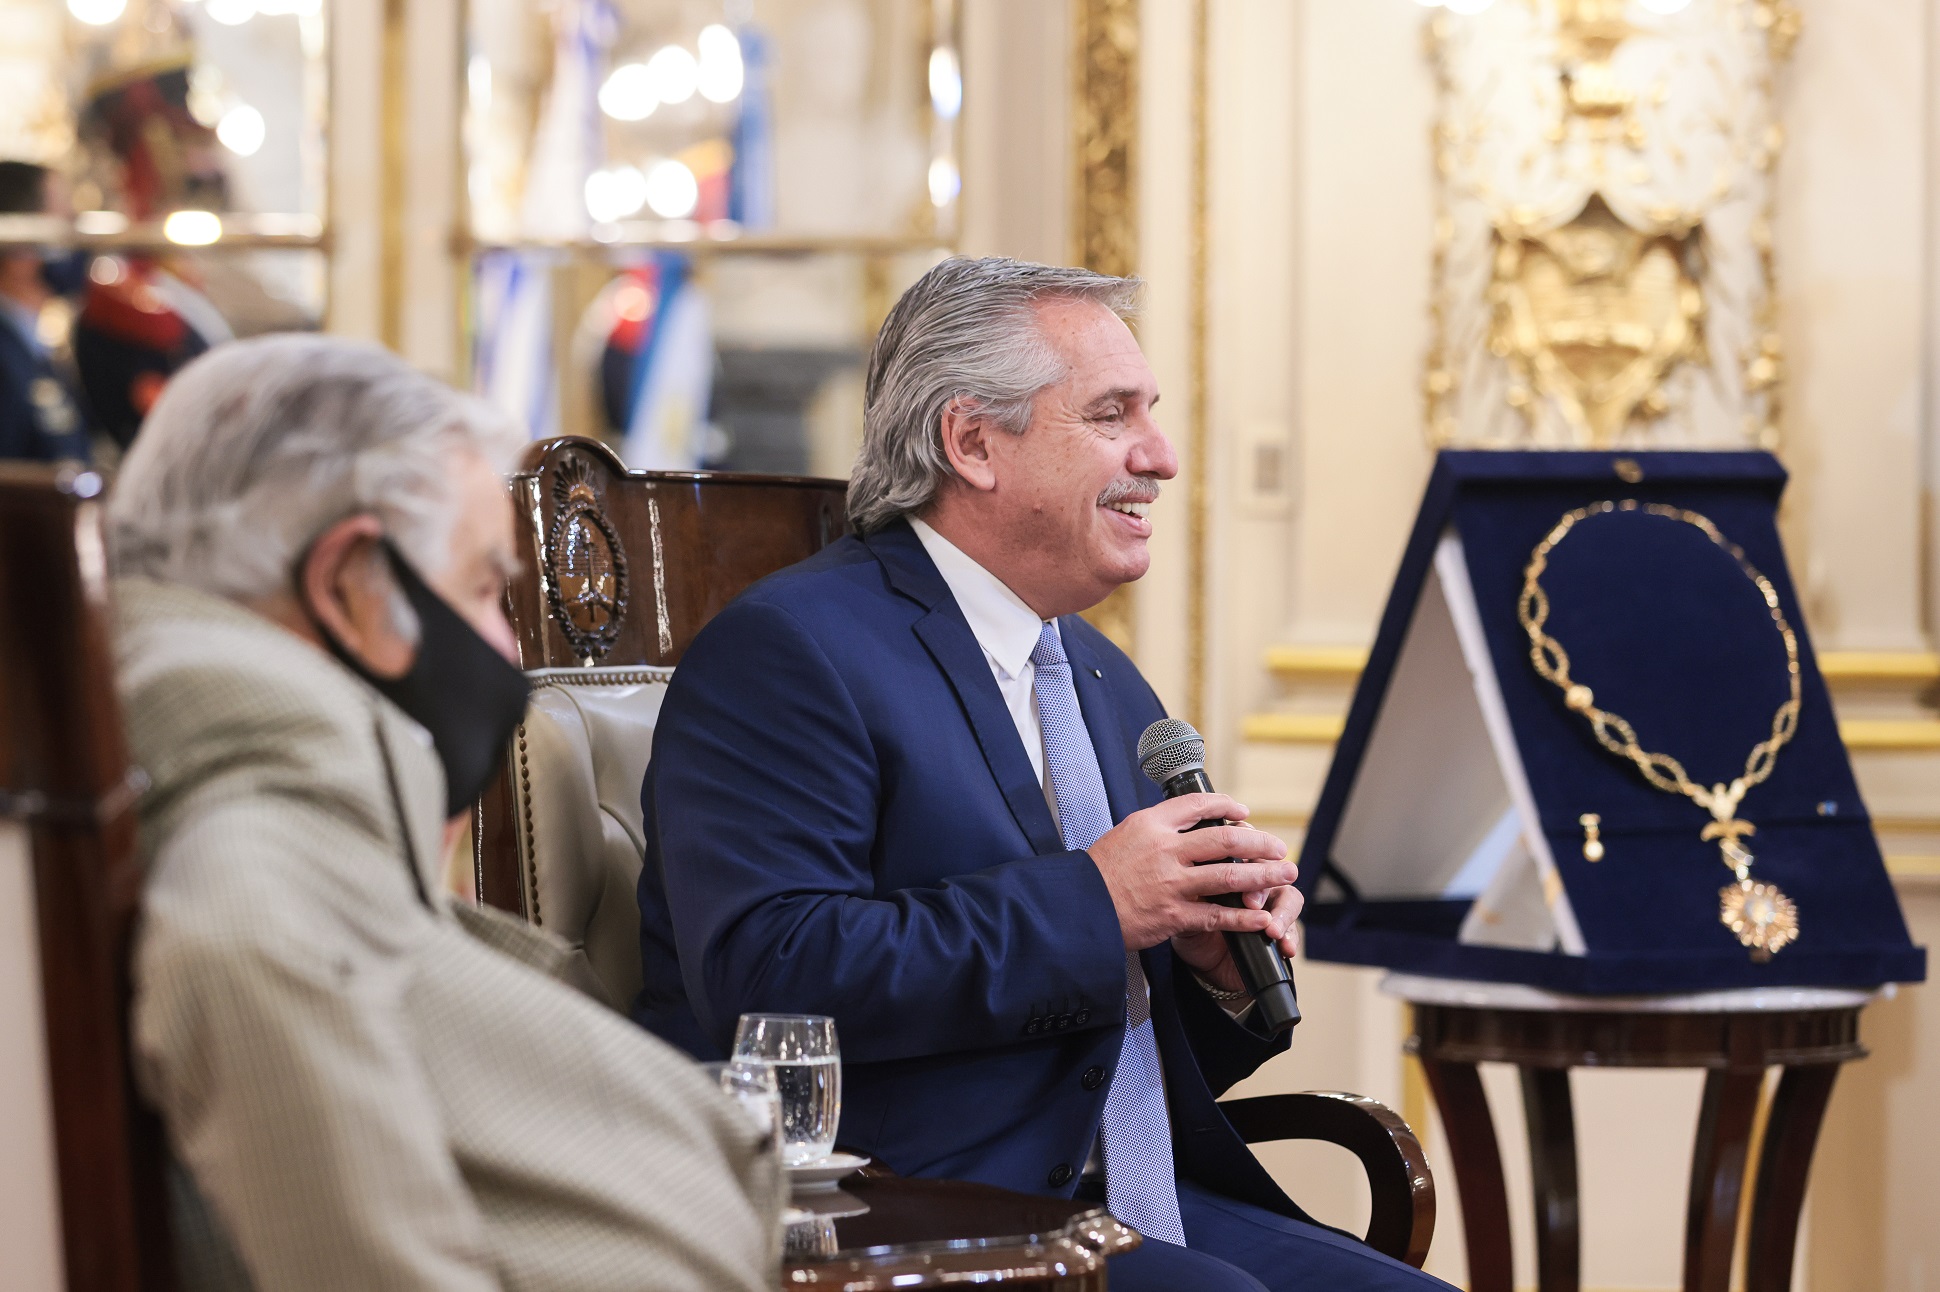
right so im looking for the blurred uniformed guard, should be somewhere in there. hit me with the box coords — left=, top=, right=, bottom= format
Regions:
left=0, top=160, right=92, bottom=463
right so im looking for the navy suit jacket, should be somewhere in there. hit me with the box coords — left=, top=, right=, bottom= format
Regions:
left=636, top=519, right=1302, bottom=1216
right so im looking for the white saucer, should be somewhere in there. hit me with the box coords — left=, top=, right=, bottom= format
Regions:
left=784, top=1186, right=870, bottom=1219
left=785, top=1152, right=870, bottom=1191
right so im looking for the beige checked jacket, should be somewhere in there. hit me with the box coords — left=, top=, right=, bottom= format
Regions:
left=115, top=579, right=784, bottom=1292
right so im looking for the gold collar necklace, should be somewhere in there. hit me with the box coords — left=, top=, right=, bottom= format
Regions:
left=1519, top=500, right=1802, bottom=960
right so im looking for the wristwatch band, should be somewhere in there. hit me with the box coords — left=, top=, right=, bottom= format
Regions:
left=1193, top=974, right=1251, bottom=1002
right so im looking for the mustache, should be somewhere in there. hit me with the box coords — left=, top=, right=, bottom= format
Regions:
left=1097, top=478, right=1162, bottom=507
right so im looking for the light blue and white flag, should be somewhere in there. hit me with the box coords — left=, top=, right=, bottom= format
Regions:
left=473, top=250, right=557, bottom=440
left=729, top=24, right=776, bottom=230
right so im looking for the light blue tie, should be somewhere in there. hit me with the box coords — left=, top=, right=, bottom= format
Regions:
left=1031, top=621, right=1187, bottom=1247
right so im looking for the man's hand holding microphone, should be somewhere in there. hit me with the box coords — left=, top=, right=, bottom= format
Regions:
left=1085, top=720, right=1304, bottom=1034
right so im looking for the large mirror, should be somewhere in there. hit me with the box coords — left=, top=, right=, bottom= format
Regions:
left=463, top=0, right=958, bottom=476
left=0, top=0, right=328, bottom=457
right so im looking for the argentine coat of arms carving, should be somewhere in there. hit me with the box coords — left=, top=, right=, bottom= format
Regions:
left=544, top=454, right=629, bottom=661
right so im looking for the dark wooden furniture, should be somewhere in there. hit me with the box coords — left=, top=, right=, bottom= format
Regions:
left=0, top=464, right=173, bottom=1292
left=474, top=436, right=848, bottom=914
left=1223, top=1091, right=1437, bottom=1269
left=784, top=1173, right=1140, bottom=1289
left=785, top=1098, right=1438, bottom=1292
left=474, top=437, right=1437, bottom=1274
left=1398, top=974, right=1870, bottom=1292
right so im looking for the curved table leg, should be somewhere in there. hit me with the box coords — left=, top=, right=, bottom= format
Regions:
left=1420, top=1058, right=1514, bottom=1292
left=1744, top=1064, right=1840, bottom=1292
left=1520, top=1066, right=1579, bottom=1292
left=1682, top=1068, right=1765, bottom=1292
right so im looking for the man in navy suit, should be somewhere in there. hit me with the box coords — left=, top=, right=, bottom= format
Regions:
left=638, top=257, right=1448, bottom=1291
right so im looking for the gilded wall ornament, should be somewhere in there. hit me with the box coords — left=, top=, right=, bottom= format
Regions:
left=1426, top=0, right=1798, bottom=449
left=544, top=454, right=629, bottom=661
left=1072, top=0, right=1140, bottom=656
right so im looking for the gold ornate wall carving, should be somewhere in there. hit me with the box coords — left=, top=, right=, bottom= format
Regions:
left=1072, top=0, right=1140, bottom=654
left=1071, top=0, right=1138, bottom=281
left=1426, top=0, right=1798, bottom=449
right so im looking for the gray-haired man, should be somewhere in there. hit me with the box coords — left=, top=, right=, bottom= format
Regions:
left=110, top=335, right=782, bottom=1291
left=637, top=257, right=1451, bottom=1291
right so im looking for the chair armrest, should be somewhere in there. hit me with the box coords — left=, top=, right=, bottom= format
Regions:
left=1218, top=1090, right=1435, bottom=1269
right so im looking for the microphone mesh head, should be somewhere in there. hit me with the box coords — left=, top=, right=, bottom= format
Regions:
left=1138, top=718, right=1205, bottom=784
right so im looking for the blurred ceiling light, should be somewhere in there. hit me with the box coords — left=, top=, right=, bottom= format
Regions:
left=585, top=166, right=649, bottom=223
left=600, top=62, right=657, bottom=121
left=646, top=44, right=699, bottom=105
left=468, top=55, right=492, bottom=111
left=697, top=24, right=743, bottom=103
left=928, top=47, right=962, bottom=120
left=163, top=210, right=222, bottom=246
left=205, top=0, right=255, bottom=24
left=216, top=103, right=266, bottom=156
left=67, top=0, right=127, bottom=24
left=927, top=156, right=960, bottom=208
left=1638, top=0, right=1691, bottom=11
left=1444, top=0, right=1493, bottom=12
left=643, top=158, right=699, bottom=219
left=74, top=210, right=128, bottom=236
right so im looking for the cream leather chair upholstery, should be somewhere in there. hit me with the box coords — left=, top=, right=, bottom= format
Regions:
left=502, top=665, right=672, bottom=1010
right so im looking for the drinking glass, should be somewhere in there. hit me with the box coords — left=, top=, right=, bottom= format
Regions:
left=700, top=1060, right=783, bottom=1154
left=732, top=1014, right=840, bottom=1165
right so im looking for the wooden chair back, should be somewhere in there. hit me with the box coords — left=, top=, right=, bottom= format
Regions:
left=470, top=438, right=848, bottom=1000
left=0, top=464, right=172, bottom=1292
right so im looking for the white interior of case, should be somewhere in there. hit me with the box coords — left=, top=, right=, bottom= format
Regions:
left=1329, top=531, right=1588, bottom=955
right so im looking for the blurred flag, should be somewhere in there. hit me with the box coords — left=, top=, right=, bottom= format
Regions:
left=520, top=0, right=615, bottom=240
left=475, top=0, right=615, bottom=438
left=728, top=23, right=775, bottom=230
left=473, top=250, right=556, bottom=439
left=589, top=251, right=713, bottom=470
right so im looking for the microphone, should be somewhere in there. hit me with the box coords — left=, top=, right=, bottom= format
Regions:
left=1138, top=718, right=1301, bottom=1036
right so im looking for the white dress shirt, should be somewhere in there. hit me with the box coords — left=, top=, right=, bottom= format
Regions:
left=910, top=517, right=1060, bottom=811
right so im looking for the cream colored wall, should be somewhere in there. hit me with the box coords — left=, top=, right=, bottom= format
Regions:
left=1098, top=1, right=1940, bottom=1289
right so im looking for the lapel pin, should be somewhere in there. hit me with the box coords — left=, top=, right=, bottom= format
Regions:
left=1091, top=668, right=1102, bottom=678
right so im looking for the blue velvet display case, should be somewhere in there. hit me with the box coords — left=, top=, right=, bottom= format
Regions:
left=1295, top=450, right=1926, bottom=993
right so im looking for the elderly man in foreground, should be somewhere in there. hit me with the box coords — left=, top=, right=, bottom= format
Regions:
left=109, top=336, right=782, bottom=1292
left=637, top=257, right=1451, bottom=1291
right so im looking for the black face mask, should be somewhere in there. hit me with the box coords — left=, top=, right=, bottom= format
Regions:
left=311, top=539, right=530, bottom=819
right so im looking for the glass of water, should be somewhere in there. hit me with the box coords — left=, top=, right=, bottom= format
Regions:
left=733, top=1014, right=840, bottom=1166
left=700, top=1060, right=782, bottom=1154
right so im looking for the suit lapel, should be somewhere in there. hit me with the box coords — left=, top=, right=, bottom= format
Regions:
left=1062, top=621, right=1142, bottom=825
left=868, top=524, right=1063, bottom=857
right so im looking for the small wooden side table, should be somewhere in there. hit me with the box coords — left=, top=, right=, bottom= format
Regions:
left=1387, top=974, right=1876, bottom=1292
left=782, top=1172, right=1141, bottom=1289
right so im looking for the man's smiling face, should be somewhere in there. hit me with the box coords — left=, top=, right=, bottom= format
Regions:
left=976, top=295, right=1177, bottom=616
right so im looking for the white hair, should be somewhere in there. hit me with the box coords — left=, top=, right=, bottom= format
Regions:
left=108, top=334, right=526, bottom=601
left=847, top=257, right=1141, bottom=533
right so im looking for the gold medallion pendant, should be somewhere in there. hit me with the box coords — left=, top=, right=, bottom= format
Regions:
left=1720, top=878, right=1799, bottom=961
left=1520, top=501, right=1805, bottom=960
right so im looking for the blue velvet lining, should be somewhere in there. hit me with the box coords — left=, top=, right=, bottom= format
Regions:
left=1296, top=450, right=1926, bottom=992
